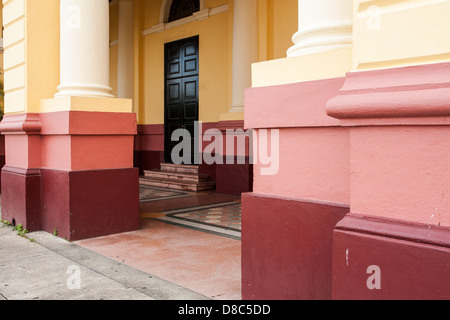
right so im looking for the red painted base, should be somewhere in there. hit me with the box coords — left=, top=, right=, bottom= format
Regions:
left=1, top=166, right=42, bottom=231
left=40, top=168, right=140, bottom=241
left=216, top=157, right=252, bottom=196
left=241, top=192, right=349, bottom=300
left=332, top=214, right=450, bottom=300
left=0, top=155, right=6, bottom=193
left=134, top=150, right=164, bottom=175
left=134, top=122, right=253, bottom=195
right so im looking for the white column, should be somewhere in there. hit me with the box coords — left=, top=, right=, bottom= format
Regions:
left=230, top=0, right=258, bottom=113
left=56, top=0, right=113, bottom=98
left=287, top=0, right=353, bottom=57
left=117, top=0, right=135, bottom=99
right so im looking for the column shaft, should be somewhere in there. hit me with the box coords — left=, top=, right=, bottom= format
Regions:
left=57, top=0, right=113, bottom=97
left=230, top=0, right=258, bottom=113
left=287, top=0, right=353, bottom=57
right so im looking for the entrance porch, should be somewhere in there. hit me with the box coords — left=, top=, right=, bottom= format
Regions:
left=75, top=183, right=242, bottom=300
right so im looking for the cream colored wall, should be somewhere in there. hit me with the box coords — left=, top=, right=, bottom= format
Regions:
left=353, top=0, right=450, bottom=71
left=253, top=0, right=450, bottom=88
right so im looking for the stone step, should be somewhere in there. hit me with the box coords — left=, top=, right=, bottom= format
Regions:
left=160, top=163, right=200, bottom=175
left=144, top=170, right=209, bottom=184
left=139, top=177, right=215, bottom=192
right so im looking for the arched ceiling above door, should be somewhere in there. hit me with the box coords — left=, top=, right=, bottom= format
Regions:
left=160, top=0, right=205, bottom=24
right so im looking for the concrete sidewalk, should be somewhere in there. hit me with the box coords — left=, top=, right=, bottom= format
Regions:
left=0, top=225, right=209, bottom=300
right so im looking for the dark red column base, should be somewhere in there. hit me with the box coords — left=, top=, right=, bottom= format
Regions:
left=134, top=150, right=164, bottom=175
left=241, top=192, right=349, bottom=300
left=0, top=156, right=5, bottom=193
left=40, top=167, right=140, bottom=241
left=332, top=213, right=450, bottom=300
left=1, top=166, right=42, bottom=231
left=215, top=157, right=252, bottom=196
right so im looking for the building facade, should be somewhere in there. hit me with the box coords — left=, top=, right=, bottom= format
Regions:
left=0, top=0, right=449, bottom=300
left=243, top=0, right=450, bottom=300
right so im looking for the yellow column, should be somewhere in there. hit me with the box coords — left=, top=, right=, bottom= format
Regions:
left=117, top=0, right=135, bottom=100
left=41, top=0, right=131, bottom=113
left=221, top=0, right=258, bottom=121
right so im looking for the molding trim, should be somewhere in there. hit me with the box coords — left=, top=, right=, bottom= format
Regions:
left=2, top=166, right=41, bottom=176
left=326, top=61, right=450, bottom=121
left=159, top=0, right=206, bottom=24
left=143, top=4, right=229, bottom=36
left=0, top=113, right=42, bottom=135
left=335, top=213, right=450, bottom=249
left=287, top=20, right=353, bottom=57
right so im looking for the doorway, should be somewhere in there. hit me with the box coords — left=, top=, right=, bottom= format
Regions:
left=164, top=36, right=199, bottom=164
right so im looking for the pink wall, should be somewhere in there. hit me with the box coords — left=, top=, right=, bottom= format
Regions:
left=5, top=135, right=42, bottom=169
left=41, top=135, right=134, bottom=171
left=243, top=59, right=450, bottom=300
left=350, top=126, right=450, bottom=227
left=253, top=127, right=350, bottom=205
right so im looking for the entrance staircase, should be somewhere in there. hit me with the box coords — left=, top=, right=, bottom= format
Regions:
left=139, top=163, right=216, bottom=192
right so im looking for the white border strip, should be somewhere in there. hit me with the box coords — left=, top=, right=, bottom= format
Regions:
left=157, top=216, right=241, bottom=239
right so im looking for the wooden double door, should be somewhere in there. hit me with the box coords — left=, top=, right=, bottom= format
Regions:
left=164, top=36, right=199, bottom=164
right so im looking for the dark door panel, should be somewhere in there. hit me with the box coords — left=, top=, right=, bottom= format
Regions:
left=165, top=36, right=199, bottom=164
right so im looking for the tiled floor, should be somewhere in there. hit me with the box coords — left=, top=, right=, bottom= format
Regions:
left=139, top=185, right=190, bottom=202
left=75, top=186, right=242, bottom=300
left=168, top=204, right=241, bottom=231
left=157, top=203, right=242, bottom=240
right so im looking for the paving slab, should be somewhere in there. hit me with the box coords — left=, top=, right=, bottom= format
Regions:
left=0, top=225, right=209, bottom=300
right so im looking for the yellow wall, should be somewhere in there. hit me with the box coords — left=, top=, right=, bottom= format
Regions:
left=143, top=17, right=231, bottom=125
left=2, top=0, right=59, bottom=115
left=5, top=0, right=447, bottom=118
left=0, top=2, right=3, bottom=114
left=140, top=0, right=231, bottom=125
left=257, top=0, right=298, bottom=61
left=26, top=0, right=59, bottom=113
left=3, top=0, right=27, bottom=114
left=111, top=0, right=298, bottom=125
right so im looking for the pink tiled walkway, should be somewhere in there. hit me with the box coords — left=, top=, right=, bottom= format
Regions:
left=75, top=187, right=242, bottom=300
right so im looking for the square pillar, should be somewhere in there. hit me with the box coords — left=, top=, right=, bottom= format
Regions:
left=37, top=97, right=140, bottom=241
left=0, top=114, right=42, bottom=231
